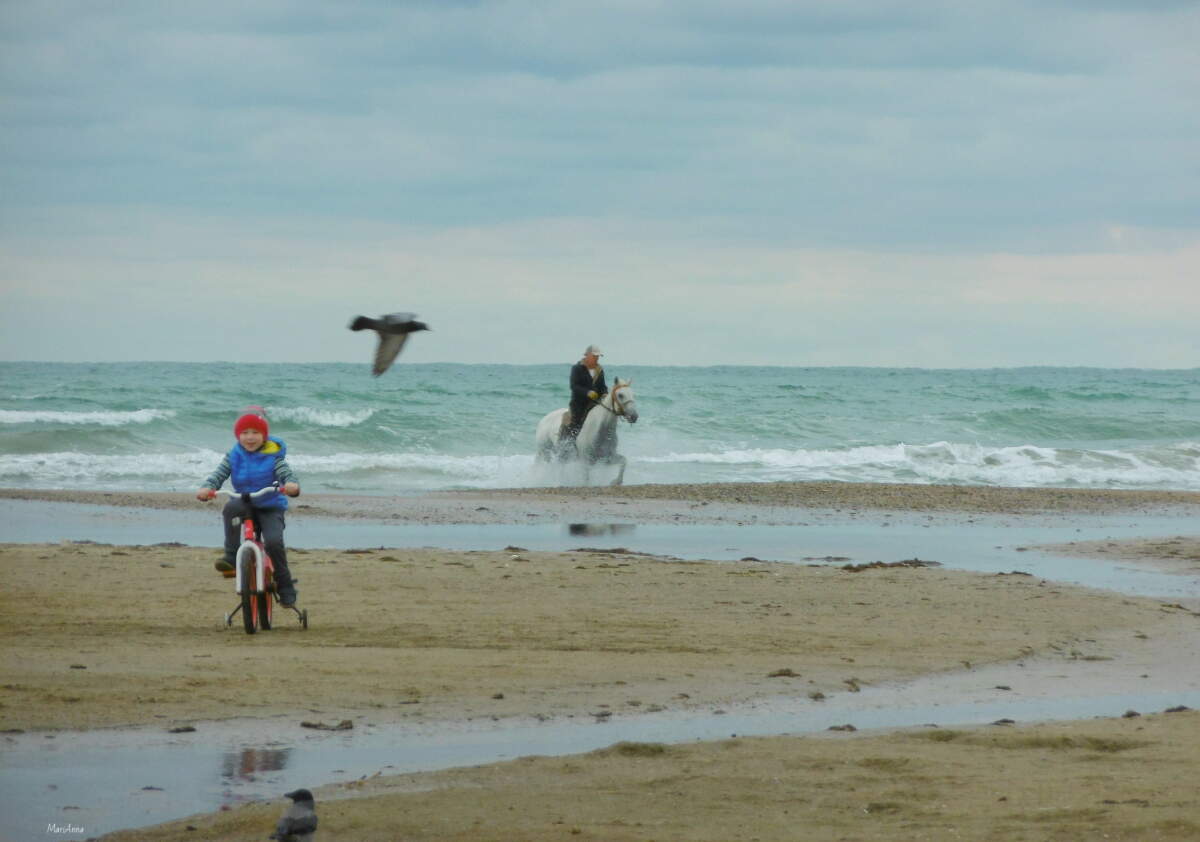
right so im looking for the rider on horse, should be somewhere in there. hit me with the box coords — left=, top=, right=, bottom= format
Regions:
left=566, top=344, right=608, bottom=440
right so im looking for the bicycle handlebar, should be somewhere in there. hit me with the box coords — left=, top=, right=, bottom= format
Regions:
left=209, top=483, right=280, bottom=500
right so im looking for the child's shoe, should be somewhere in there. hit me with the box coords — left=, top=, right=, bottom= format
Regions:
left=214, top=559, right=235, bottom=577
left=276, top=575, right=298, bottom=606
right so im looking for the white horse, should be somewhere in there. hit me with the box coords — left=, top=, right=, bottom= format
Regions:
left=534, top=378, right=639, bottom=486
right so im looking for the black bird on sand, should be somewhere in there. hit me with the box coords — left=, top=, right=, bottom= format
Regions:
left=348, top=313, right=430, bottom=376
left=270, top=788, right=318, bottom=841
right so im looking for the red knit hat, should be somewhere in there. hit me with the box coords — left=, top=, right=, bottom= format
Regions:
left=234, top=412, right=269, bottom=438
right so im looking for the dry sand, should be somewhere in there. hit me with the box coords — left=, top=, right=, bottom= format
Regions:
left=2, top=482, right=1198, bottom=840
left=5, top=542, right=1195, bottom=735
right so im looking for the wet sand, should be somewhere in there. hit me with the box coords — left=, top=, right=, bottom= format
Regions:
left=101, top=709, right=1200, bottom=842
left=1034, top=534, right=1200, bottom=577
left=1, top=482, right=1198, bottom=840
left=4, top=480, right=1199, bottom=526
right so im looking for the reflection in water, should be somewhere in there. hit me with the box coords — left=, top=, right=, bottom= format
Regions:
left=567, top=523, right=636, bottom=537
left=221, top=747, right=292, bottom=781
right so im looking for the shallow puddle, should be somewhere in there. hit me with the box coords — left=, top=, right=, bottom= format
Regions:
left=4, top=644, right=1199, bottom=840
left=2, top=499, right=1196, bottom=597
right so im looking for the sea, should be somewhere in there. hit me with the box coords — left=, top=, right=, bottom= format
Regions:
left=1, top=362, right=1198, bottom=494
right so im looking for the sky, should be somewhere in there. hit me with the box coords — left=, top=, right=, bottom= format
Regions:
left=1, top=0, right=1197, bottom=368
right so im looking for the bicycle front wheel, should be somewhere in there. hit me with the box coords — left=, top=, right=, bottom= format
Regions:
left=240, top=555, right=258, bottom=634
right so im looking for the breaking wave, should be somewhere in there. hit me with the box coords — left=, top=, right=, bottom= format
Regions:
left=266, top=407, right=376, bottom=427
left=639, top=441, right=1200, bottom=490
left=0, top=409, right=175, bottom=426
left=2, top=362, right=1197, bottom=493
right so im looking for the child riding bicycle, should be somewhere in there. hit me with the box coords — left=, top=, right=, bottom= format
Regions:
left=196, top=408, right=301, bottom=606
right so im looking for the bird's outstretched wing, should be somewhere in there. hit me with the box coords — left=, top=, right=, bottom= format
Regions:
left=348, top=313, right=421, bottom=332
left=372, top=333, right=410, bottom=377
left=349, top=312, right=429, bottom=376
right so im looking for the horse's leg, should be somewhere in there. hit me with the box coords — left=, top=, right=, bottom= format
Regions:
left=610, top=455, right=626, bottom=486
left=557, top=433, right=578, bottom=463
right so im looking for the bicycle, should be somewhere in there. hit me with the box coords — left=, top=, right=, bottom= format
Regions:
left=205, top=484, right=308, bottom=635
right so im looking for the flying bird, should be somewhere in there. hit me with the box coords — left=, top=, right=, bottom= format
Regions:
left=348, top=313, right=430, bottom=376
left=270, top=788, right=318, bottom=842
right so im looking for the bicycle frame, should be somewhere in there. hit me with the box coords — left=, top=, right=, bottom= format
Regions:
left=211, top=483, right=307, bottom=633
left=233, top=513, right=274, bottom=599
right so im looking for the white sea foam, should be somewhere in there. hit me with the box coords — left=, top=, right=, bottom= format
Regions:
left=3, top=440, right=1197, bottom=494
left=284, top=442, right=1200, bottom=491
left=291, top=451, right=534, bottom=485
left=267, top=407, right=375, bottom=427
left=639, top=441, right=1200, bottom=490
left=0, top=450, right=223, bottom=487
left=0, top=409, right=175, bottom=426
left=0, top=449, right=545, bottom=492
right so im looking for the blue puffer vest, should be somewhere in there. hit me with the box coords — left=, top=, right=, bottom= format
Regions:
left=228, top=437, right=288, bottom=510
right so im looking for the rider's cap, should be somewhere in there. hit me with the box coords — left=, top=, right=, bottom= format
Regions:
left=584, top=344, right=602, bottom=356
left=234, top=412, right=269, bottom=439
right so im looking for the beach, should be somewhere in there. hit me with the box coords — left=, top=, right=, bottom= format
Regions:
left=6, top=480, right=1200, bottom=521
left=1, top=481, right=1199, bottom=840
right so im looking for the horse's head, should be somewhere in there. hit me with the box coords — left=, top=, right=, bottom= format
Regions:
left=611, top=378, right=638, bottom=423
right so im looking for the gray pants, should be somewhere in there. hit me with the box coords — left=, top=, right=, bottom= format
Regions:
left=222, top=499, right=294, bottom=591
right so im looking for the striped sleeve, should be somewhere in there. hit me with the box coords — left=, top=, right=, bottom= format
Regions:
left=203, top=454, right=232, bottom=490
left=274, top=456, right=297, bottom=486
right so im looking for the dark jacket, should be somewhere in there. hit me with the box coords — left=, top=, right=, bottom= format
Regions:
left=568, top=361, right=608, bottom=427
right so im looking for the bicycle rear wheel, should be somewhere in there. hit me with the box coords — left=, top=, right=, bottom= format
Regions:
left=257, top=591, right=272, bottom=630
left=256, top=562, right=275, bottom=630
left=240, top=555, right=258, bottom=634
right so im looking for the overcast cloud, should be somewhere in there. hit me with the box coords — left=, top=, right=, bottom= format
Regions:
left=1, top=0, right=1197, bottom=367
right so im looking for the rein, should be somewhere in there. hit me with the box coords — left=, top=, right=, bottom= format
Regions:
left=591, top=386, right=628, bottom=417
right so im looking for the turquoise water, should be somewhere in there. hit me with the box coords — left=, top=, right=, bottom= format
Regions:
left=1, top=362, right=1198, bottom=492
